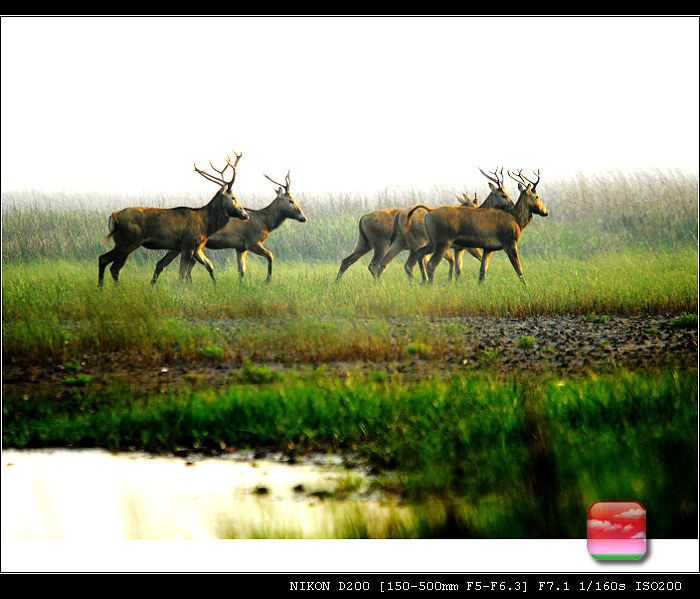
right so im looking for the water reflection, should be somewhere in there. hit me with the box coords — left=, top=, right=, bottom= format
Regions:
left=1, top=448, right=406, bottom=539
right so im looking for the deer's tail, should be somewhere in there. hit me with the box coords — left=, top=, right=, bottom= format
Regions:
left=402, top=204, right=433, bottom=233
left=357, top=215, right=371, bottom=248
left=389, top=211, right=403, bottom=245
left=104, top=213, right=118, bottom=242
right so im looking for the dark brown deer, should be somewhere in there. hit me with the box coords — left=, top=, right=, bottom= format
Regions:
left=376, top=168, right=516, bottom=281
left=98, top=152, right=248, bottom=286
left=154, top=171, right=306, bottom=284
left=408, top=169, right=548, bottom=285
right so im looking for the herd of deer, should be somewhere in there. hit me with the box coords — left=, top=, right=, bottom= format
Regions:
left=97, top=154, right=548, bottom=288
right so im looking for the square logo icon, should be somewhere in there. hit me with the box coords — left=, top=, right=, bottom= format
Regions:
left=587, top=501, right=646, bottom=560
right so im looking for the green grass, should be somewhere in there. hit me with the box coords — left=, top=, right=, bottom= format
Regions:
left=2, top=368, right=696, bottom=538
left=670, top=313, right=699, bottom=328
left=2, top=168, right=697, bottom=539
left=2, top=248, right=696, bottom=365
left=518, top=335, right=535, bottom=350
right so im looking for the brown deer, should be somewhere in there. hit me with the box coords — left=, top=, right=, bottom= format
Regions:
left=334, top=194, right=478, bottom=282
left=376, top=168, right=516, bottom=281
left=154, top=171, right=306, bottom=284
left=372, top=194, right=478, bottom=281
left=407, top=169, right=548, bottom=285
left=335, top=208, right=403, bottom=281
left=98, top=152, right=248, bottom=286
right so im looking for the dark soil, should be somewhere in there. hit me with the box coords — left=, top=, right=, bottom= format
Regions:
left=2, top=313, right=697, bottom=398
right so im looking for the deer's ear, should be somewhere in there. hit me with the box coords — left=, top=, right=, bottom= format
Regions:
left=488, top=182, right=496, bottom=191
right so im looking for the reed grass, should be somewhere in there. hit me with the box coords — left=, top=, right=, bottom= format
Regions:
left=2, top=247, right=696, bottom=365
left=2, top=168, right=697, bottom=539
left=2, top=168, right=697, bottom=265
left=2, top=369, right=695, bottom=538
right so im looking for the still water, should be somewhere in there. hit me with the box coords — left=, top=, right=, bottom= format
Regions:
left=1, top=448, right=407, bottom=540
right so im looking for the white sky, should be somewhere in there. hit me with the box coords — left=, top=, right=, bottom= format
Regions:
left=1, top=16, right=698, bottom=200
left=1, top=16, right=699, bottom=573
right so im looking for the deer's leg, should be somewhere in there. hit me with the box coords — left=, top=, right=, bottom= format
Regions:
left=248, top=243, right=274, bottom=283
left=478, top=251, right=494, bottom=283
left=177, top=251, right=195, bottom=283
left=368, top=241, right=390, bottom=278
left=404, top=252, right=417, bottom=279
left=236, top=250, right=248, bottom=279
left=176, top=253, right=196, bottom=282
left=186, top=256, right=195, bottom=281
left=152, top=250, right=179, bottom=284
left=98, top=248, right=118, bottom=286
left=106, top=251, right=131, bottom=283
left=412, top=243, right=432, bottom=283
left=418, top=257, right=428, bottom=282
left=375, top=238, right=406, bottom=278
left=466, top=248, right=482, bottom=262
left=192, top=248, right=216, bottom=284
left=99, top=226, right=144, bottom=285
left=452, top=248, right=466, bottom=281
left=98, top=244, right=133, bottom=286
left=426, top=242, right=449, bottom=284
left=442, top=251, right=455, bottom=282
left=503, top=245, right=526, bottom=286
left=336, top=229, right=370, bottom=281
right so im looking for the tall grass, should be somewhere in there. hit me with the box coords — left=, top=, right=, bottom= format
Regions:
left=2, top=168, right=697, bottom=539
left=2, top=249, right=696, bottom=365
left=2, top=368, right=695, bottom=538
left=2, top=168, right=697, bottom=265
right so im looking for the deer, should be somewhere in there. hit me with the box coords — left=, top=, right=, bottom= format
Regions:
left=372, top=194, right=478, bottom=282
left=406, top=169, right=548, bottom=286
left=334, top=194, right=477, bottom=282
left=153, top=171, right=306, bottom=284
left=375, top=167, right=516, bottom=281
left=335, top=208, right=403, bottom=281
left=98, top=152, right=248, bottom=287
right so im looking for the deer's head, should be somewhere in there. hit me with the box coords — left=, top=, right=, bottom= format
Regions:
left=508, top=169, right=548, bottom=217
left=478, top=167, right=515, bottom=210
left=194, top=151, right=249, bottom=221
left=264, top=171, right=307, bottom=223
left=456, top=192, right=478, bottom=207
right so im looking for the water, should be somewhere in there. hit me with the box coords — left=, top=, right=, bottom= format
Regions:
left=1, top=448, right=406, bottom=540
left=3, top=449, right=696, bottom=574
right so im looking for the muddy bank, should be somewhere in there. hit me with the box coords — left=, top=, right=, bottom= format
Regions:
left=2, top=313, right=697, bottom=397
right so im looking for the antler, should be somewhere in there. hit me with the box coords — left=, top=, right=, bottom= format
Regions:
left=456, top=192, right=478, bottom=207
left=194, top=151, right=242, bottom=191
left=521, top=169, right=540, bottom=190
left=508, top=169, right=540, bottom=190
left=478, top=167, right=505, bottom=189
left=263, top=170, right=291, bottom=193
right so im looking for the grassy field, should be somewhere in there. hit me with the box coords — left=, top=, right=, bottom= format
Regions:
left=2, top=168, right=698, bottom=538
left=1, top=248, right=697, bottom=366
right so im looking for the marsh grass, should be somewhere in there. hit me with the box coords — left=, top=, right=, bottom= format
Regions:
left=2, top=168, right=698, bottom=539
left=2, top=248, right=696, bottom=365
left=2, top=369, right=696, bottom=538
left=2, top=168, right=697, bottom=265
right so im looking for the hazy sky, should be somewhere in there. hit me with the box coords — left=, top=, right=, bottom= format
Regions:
left=1, top=16, right=698, bottom=200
